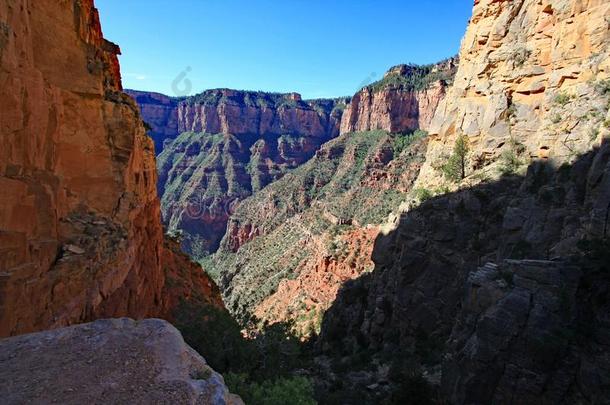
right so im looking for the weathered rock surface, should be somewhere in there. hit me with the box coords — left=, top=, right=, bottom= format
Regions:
left=0, top=0, right=221, bottom=337
left=417, top=0, right=610, bottom=188
left=444, top=258, right=609, bottom=404
left=340, top=59, right=457, bottom=134
left=0, top=318, right=242, bottom=404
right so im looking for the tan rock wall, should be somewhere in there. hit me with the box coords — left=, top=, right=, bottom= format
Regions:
left=417, top=0, right=610, bottom=188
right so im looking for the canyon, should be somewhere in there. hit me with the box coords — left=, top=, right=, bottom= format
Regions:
left=1, top=0, right=609, bottom=404
left=134, top=59, right=455, bottom=263
left=137, top=0, right=610, bottom=402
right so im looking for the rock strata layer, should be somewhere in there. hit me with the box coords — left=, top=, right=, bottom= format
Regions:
left=340, top=59, right=457, bottom=134
left=127, top=89, right=345, bottom=154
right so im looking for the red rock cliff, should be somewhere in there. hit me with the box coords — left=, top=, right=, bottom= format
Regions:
left=340, top=59, right=457, bottom=134
left=0, top=0, right=221, bottom=337
left=127, top=88, right=345, bottom=154
left=125, top=90, right=181, bottom=153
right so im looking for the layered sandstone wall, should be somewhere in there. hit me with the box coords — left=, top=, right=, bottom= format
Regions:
left=177, top=90, right=342, bottom=139
left=128, top=88, right=343, bottom=154
left=417, top=0, right=610, bottom=187
left=0, top=0, right=220, bottom=337
left=339, top=59, right=457, bottom=134
left=340, top=82, right=447, bottom=134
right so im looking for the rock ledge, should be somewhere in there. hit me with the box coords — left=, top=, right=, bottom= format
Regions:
left=0, top=318, right=242, bottom=405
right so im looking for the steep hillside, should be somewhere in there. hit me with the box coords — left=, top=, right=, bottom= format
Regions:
left=156, top=94, right=346, bottom=257
left=205, top=130, right=428, bottom=333
left=313, top=0, right=610, bottom=403
left=152, top=59, right=455, bottom=286
left=317, top=143, right=610, bottom=403
left=340, top=58, right=457, bottom=134
left=0, top=0, right=221, bottom=337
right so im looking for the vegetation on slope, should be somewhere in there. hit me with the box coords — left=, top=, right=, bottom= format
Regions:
left=157, top=129, right=333, bottom=256
left=174, top=300, right=316, bottom=405
left=205, top=130, right=428, bottom=322
left=365, top=58, right=457, bottom=93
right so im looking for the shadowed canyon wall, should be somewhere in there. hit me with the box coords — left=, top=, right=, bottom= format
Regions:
left=315, top=0, right=610, bottom=402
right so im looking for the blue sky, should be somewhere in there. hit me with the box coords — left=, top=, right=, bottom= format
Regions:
left=96, top=1, right=472, bottom=99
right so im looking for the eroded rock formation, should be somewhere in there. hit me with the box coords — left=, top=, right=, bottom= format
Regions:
left=0, top=0, right=221, bottom=337
left=128, top=88, right=345, bottom=154
left=154, top=94, right=346, bottom=256
left=0, top=318, right=242, bottom=404
left=418, top=0, right=610, bottom=187
left=340, top=59, right=457, bottom=134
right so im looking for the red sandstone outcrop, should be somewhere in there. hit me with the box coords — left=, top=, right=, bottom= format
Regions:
left=0, top=0, right=221, bottom=337
left=125, top=90, right=180, bottom=153
left=177, top=90, right=342, bottom=139
left=340, top=59, right=457, bottom=134
left=254, top=227, right=378, bottom=336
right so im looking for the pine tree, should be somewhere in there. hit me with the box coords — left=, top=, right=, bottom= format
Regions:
left=442, top=134, right=469, bottom=182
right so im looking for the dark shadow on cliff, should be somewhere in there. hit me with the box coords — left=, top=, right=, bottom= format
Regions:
left=314, top=139, right=610, bottom=404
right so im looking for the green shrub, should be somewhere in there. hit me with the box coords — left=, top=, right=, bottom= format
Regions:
left=173, top=301, right=251, bottom=374
left=553, top=92, right=573, bottom=106
left=550, top=113, right=562, bottom=124
left=498, top=149, right=522, bottom=175
left=392, top=129, right=427, bottom=156
left=512, top=47, right=531, bottom=67
left=594, top=79, right=610, bottom=95
left=366, top=58, right=456, bottom=93
left=590, top=127, right=600, bottom=141
left=414, top=188, right=434, bottom=202
left=387, top=354, right=434, bottom=405
left=441, top=134, right=469, bottom=182
left=225, top=373, right=316, bottom=405
left=173, top=300, right=305, bottom=381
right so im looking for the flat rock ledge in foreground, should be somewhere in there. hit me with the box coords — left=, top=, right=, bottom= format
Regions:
left=0, top=318, right=242, bottom=405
